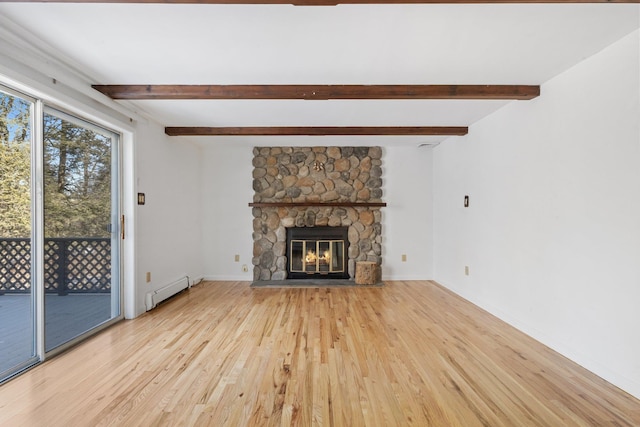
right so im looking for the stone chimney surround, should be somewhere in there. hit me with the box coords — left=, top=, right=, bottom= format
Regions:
left=251, top=146, right=384, bottom=282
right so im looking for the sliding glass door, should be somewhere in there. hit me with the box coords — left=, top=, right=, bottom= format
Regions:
left=43, top=108, right=120, bottom=352
left=0, top=87, right=37, bottom=378
left=0, top=84, right=122, bottom=381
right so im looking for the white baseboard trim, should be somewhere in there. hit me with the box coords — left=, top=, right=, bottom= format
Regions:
left=381, top=275, right=434, bottom=281
left=203, top=275, right=252, bottom=282
left=188, top=275, right=204, bottom=286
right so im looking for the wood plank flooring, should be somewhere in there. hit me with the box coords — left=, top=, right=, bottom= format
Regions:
left=0, top=280, right=638, bottom=426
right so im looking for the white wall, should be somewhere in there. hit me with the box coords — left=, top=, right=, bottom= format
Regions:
left=433, top=30, right=640, bottom=399
left=134, top=123, right=204, bottom=315
left=201, top=144, right=255, bottom=281
left=382, top=146, right=434, bottom=279
left=200, top=144, right=435, bottom=281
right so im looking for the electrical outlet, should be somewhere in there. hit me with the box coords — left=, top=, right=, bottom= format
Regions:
left=401, top=254, right=407, bottom=262
left=464, top=266, right=470, bottom=276
left=234, top=254, right=240, bottom=262
left=146, top=272, right=151, bottom=283
left=242, top=264, right=248, bottom=273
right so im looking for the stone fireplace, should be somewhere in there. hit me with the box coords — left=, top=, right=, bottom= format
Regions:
left=251, top=146, right=383, bottom=282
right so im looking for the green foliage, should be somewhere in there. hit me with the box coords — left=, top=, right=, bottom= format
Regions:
left=43, top=113, right=112, bottom=238
left=0, top=92, right=31, bottom=237
left=1, top=90, right=113, bottom=239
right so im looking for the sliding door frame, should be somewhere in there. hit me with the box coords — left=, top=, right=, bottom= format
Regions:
left=33, top=97, right=45, bottom=362
left=0, top=84, right=41, bottom=379
left=40, top=103, right=124, bottom=359
left=0, top=80, right=128, bottom=380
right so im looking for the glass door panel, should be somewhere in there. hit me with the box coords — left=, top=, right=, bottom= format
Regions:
left=330, top=241, right=345, bottom=272
left=43, top=108, right=120, bottom=352
left=0, top=88, right=37, bottom=378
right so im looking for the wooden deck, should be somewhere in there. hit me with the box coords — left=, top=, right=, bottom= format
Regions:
left=0, top=294, right=111, bottom=375
left=0, top=280, right=638, bottom=426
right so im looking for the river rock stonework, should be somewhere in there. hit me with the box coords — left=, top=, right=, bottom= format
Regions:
left=252, top=146, right=383, bottom=282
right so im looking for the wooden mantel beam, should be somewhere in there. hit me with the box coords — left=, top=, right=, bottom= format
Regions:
left=93, top=85, right=540, bottom=101
left=164, top=126, right=468, bottom=136
left=11, top=0, right=638, bottom=4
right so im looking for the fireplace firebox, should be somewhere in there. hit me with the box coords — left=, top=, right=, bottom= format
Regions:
left=286, top=227, right=350, bottom=280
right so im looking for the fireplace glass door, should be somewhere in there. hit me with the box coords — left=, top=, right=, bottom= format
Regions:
left=286, top=227, right=349, bottom=280
left=290, top=240, right=345, bottom=274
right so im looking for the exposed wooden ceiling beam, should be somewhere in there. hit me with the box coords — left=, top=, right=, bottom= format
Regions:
left=11, top=0, right=637, bottom=4
left=164, top=126, right=468, bottom=136
left=94, top=85, right=540, bottom=100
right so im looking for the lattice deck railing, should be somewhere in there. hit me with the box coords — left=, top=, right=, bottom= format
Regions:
left=0, top=238, right=111, bottom=294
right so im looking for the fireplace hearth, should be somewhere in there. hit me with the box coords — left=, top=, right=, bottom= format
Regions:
left=287, top=227, right=349, bottom=280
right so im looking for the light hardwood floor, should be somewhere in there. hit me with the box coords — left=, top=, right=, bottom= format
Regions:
left=0, top=281, right=638, bottom=426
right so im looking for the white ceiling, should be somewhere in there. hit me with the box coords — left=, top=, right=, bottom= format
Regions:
left=0, top=3, right=638, bottom=147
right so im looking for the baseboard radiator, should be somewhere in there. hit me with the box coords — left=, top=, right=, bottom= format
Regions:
left=145, top=275, right=190, bottom=311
